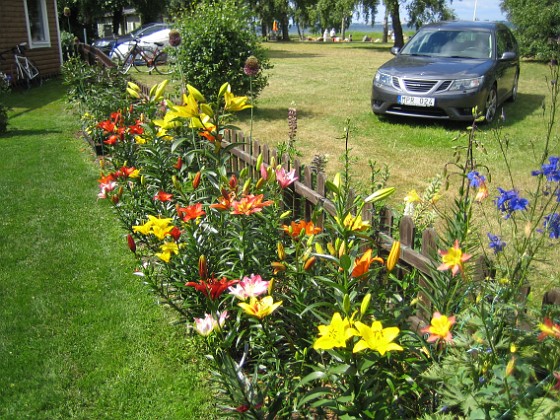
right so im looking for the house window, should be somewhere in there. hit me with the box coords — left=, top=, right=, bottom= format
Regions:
left=24, top=0, right=51, bottom=47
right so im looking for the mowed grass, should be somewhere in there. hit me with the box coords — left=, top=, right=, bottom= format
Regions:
left=0, top=82, right=217, bottom=419
left=137, top=41, right=558, bottom=198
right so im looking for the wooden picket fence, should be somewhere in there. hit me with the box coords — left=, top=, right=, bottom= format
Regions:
left=75, top=44, right=559, bottom=321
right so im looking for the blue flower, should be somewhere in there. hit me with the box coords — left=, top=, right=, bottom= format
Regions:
left=532, top=156, right=560, bottom=182
left=467, top=171, right=486, bottom=188
left=544, top=213, right=560, bottom=239
left=495, top=188, right=529, bottom=219
left=487, top=233, right=506, bottom=254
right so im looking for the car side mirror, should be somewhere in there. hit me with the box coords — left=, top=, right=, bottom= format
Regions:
left=500, top=51, right=517, bottom=60
left=390, top=46, right=400, bottom=55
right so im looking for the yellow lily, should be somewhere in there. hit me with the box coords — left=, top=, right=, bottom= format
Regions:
left=224, top=90, right=252, bottom=112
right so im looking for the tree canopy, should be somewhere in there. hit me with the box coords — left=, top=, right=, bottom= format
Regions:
left=501, top=0, right=560, bottom=59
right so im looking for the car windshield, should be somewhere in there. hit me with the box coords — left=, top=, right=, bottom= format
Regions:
left=132, top=24, right=166, bottom=38
left=400, top=29, right=493, bottom=59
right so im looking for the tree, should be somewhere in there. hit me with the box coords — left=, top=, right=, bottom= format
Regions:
left=58, top=0, right=168, bottom=40
left=311, top=0, right=379, bottom=40
left=174, top=0, right=271, bottom=100
left=383, top=0, right=456, bottom=48
left=501, top=0, right=560, bottom=59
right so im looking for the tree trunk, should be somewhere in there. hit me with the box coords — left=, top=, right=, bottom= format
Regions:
left=112, top=7, right=123, bottom=36
left=281, top=15, right=290, bottom=41
left=382, top=8, right=389, bottom=43
left=388, top=1, right=404, bottom=48
left=341, top=16, right=346, bottom=40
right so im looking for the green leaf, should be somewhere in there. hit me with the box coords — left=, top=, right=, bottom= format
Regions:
left=297, top=387, right=333, bottom=407
left=297, top=371, right=327, bottom=387
left=339, top=254, right=352, bottom=271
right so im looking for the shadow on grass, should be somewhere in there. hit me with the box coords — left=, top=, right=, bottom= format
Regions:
left=236, top=106, right=317, bottom=124
left=4, top=79, right=63, bottom=119
left=266, top=48, right=321, bottom=59
left=375, top=92, right=545, bottom=131
left=0, top=128, right=62, bottom=139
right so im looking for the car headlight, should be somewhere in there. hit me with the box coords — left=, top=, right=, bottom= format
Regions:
left=374, top=71, right=394, bottom=88
left=449, top=76, right=484, bottom=91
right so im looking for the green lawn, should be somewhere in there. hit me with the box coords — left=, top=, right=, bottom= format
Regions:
left=0, top=81, right=217, bottom=419
left=136, top=41, right=558, bottom=200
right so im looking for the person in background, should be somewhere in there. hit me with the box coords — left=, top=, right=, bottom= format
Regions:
left=323, top=28, right=329, bottom=42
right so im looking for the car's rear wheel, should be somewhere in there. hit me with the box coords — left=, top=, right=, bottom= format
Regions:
left=484, top=85, right=498, bottom=123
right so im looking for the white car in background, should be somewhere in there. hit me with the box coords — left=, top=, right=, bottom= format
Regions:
left=111, top=25, right=171, bottom=59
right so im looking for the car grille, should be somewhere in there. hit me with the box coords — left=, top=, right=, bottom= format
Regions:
left=403, top=79, right=437, bottom=92
left=392, top=77, right=452, bottom=94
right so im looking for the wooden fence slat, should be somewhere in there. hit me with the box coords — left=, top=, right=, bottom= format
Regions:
left=399, top=216, right=415, bottom=248
left=73, top=45, right=560, bottom=314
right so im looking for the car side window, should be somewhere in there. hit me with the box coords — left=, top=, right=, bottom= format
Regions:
left=496, top=30, right=506, bottom=57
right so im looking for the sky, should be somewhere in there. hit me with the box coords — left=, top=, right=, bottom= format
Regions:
left=375, top=0, right=507, bottom=23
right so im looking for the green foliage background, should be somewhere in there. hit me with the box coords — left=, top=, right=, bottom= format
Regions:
left=174, top=0, right=271, bottom=100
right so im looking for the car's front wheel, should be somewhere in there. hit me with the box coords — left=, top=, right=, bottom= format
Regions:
left=484, top=85, right=498, bottom=123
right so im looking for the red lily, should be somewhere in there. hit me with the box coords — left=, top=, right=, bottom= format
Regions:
left=177, top=203, right=205, bottom=221
left=154, top=191, right=174, bottom=202
left=185, top=276, right=238, bottom=300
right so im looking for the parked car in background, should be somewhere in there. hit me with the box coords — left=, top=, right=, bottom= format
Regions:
left=111, top=24, right=171, bottom=59
left=92, top=23, right=169, bottom=55
left=372, top=21, right=519, bottom=123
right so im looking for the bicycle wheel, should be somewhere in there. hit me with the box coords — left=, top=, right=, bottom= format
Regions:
left=26, top=58, right=42, bottom=87
left=11, top=63, right=28, bottom=89
left=132, top=52, right=155, bottom=73
left=154, top=52, right=175, bottom=75
left=120, top=53, right=134, bottom=74
left=110, top=49, right=126, bottom=68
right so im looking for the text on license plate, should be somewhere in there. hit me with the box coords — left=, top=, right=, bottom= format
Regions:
left=398, top=96, right=435, bottom=107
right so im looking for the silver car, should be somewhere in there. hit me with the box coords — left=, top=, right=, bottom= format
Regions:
left=372, top=21, right=519, bottom=122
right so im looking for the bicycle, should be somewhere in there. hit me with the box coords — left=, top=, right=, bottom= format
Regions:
left=110, top=38, right=174, bottom=75
left=0, top=43, right=40, bottom=89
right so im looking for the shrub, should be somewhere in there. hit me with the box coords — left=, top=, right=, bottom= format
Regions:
left=173, top=0, right=270, bottom=100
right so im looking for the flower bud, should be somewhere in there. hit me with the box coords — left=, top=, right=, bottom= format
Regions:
left=198, top=255, right=208, bottom=279
left=343, top=294, right=351, bottom=314
left=277, top=242, right=285, bottom=260
left=242, top=179, right=251, bottom=195
left=127, top=234, right=136, bottom=253
left=244, top=55, right=260, bottom=77
left=271, top=261, right=286, bottom=273
left=386, top=240, right=401, bottom=272
left=364, top=187, right=396, bottom=204
left=192, top=171, right=201, bottom=189
left=168, top=29, right=181, bottom=47
left=360, top=293, right=371, bottom=315
left=304, top=256, right=316, bottom=271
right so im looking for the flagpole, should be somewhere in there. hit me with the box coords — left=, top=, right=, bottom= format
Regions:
left=473, top=0, right=478, bottom=21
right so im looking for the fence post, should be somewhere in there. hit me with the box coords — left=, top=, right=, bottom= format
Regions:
left=418, top=228, right=437, bottom=322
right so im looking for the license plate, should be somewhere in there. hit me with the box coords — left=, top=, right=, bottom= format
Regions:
left=398, top=95, right=435, bottom=107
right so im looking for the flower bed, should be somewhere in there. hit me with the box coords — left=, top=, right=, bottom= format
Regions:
left=87, top=76, right=560, bottom=418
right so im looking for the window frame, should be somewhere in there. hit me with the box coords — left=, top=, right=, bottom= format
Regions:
left=23, top=0, right=51, bottom=48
